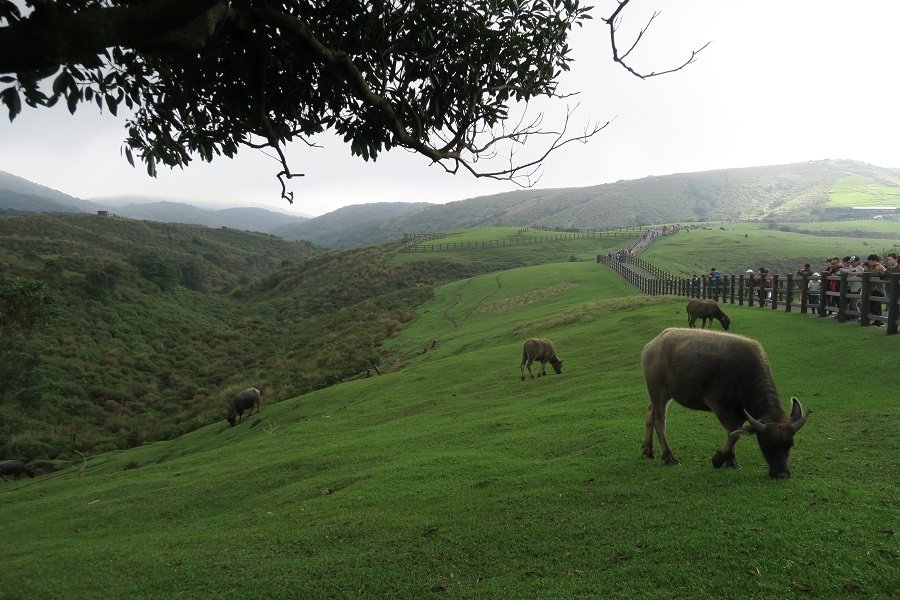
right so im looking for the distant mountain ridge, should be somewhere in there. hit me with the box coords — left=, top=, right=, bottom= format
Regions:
left=275, top=159, right=900, bottom=248
left=0, top=171, right=310, bottom=234
left=4, top=159, right=899, bottom=247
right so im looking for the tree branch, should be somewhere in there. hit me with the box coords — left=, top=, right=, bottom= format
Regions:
left=603, top=0, right=711, bottom=79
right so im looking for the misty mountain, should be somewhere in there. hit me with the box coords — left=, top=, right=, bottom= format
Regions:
left=5, top=159, right=898, bottom=248
left=283, top=159, right=900, bottom=248
left=108, top=201, right=308, bottom=233
left=0, top=170, right=103, bottom=213
left=0, top=172, right=309, bottom=233
left=273, top=201, right=433, bottom=248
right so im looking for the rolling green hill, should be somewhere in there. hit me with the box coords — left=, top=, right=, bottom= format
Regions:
left=638, top=223, right=899, bottom=277
left=0, top=215, right=632, bottom=461
left=1, top=262, right=896, bottom=599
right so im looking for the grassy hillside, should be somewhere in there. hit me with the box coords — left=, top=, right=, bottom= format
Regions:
left=639, top=223, right=899, bottom=277
left=0, top=216, right=634, bottom=461
left=1, top=262, right=896, bottom=598
left=272, top=160, right=900, bottom=249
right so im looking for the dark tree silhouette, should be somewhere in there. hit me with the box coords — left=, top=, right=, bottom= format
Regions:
left=0, top=0, right=705, bottom=202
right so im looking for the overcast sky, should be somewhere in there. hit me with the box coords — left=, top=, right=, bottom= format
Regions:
left=2, top=1, right=900, bottom=217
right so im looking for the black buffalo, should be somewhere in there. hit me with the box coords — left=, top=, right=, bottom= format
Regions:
left=227, top=387, right=261, bottom=426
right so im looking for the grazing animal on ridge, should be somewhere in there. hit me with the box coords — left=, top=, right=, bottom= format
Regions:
left=686, top=299, right=731, bottom=330
left=640, top=328, right=809, bottom=478
left=226, top=387, right=261, bottom=426
left=0, top=460, right=36, bottom=480
left=520, top=338, right=563, bottom=380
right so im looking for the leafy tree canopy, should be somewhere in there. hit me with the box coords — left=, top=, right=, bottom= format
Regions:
left=0, top=0, right=608, bottom=202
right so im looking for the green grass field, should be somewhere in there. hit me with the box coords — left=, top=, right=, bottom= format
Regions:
left=640, top=223, right=898, bottom=276
left=1, top=261, right=897, bottom=599
left=829, top=176, right=900, bottom=207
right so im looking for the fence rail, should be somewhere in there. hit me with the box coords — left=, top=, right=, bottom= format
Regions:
left=400, top=228, right=641, bottom=252
left=597, top=255, right=900, bottom=336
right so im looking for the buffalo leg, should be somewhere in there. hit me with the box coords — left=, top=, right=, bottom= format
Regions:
left=649, top=397, right=678, bottom=465
left=525, top=357, right=535, bottom=379
left=538, top=359, right=547, bottom=377
left=642, top=402, right=655, bottom=459
left=710, top=404, right=743, bottom=469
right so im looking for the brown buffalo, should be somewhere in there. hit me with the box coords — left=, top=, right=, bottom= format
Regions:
left=520, top=338, right=563, bottom=380
left=641, top=328, right=808, bottom=478
left=686, top=299, right=731, bottom=330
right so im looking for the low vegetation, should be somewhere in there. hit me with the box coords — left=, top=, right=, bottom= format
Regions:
left=0, top=215, right=633, bottom=461
left=0, top=263, right=896, bottom=598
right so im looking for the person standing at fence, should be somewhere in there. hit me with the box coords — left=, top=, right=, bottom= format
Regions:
left=885, top=253, right=900, bottom=301
left=865, top=254, right=887, bottom=326
left=824, top=257, right=842, bottom=313
left=845, top=256, right=864, bottom=321
left=710, top=267, right=722, bottom=299
left=808, top=273, right=822, bottom=307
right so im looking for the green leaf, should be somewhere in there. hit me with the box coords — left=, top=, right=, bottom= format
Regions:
left=1, top=86, right=21, bottom=121
left=105, top=94, right=118, bottom=116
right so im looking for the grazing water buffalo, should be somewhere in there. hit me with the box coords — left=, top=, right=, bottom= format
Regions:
left=686, top=299, right=731, bottom=330
left=226, top=387, right=261, bottom=426
left=641, top=328, right=809, bottom=478
left=520, top=338, right=563, bottom=380
left=0, top=460, right=36, bottom=480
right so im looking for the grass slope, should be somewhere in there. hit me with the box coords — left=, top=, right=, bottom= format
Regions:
left=640, top=223, right=899, bottom=276
left=1, top=262, right=897, bottom=599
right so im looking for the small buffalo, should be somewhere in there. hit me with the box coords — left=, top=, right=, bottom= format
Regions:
left=0, top=460, right=36, bottom=480
left=520, top=338, right=563, bottom=380
left=226, top=387, right=261, bottom=426
left=641, top=328, right=808, bottom=478
left=686, top=299, right=731, bottom=330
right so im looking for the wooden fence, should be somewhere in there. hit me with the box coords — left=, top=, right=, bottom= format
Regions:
left=400, top=228, right=643, bottom=253
left=597, top=255, right=900, bottom=336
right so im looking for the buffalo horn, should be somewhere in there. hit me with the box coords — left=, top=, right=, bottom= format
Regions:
left=790, top=398, right=809, bottom=433
left=743, top=410, right=767, bottom=432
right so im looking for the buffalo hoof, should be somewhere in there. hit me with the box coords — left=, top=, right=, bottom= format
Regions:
left=712, top=451, right=732, bottom=468
left=641, top=445, right=654, bottom=459
left=521, top=375, right=525, bottom=381
left=662, top=453, right=680, bottom=466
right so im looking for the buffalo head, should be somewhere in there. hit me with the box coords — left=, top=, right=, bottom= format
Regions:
left=720, top=315, right=732, bottom=330
left=735, top=397, right=809, bottom=478
left=551, top=359, right=563, bottom=374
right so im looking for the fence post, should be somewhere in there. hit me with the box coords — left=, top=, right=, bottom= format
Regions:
left=800, top=276, right=809, bottom=314
left=818, top=276, right=828, bottom=317
left=837, top=273, right=849, bottom=323
left=771, top=275, right=779, bottom=310
left=785, top=274, right=793, bottom=312
left=739, top=276, right=745, bottom=306
left=729, top=275, right=736, bottom=304
left=887, top=273, right=899, bottom=335
left=859, top=273, right=872, bottom=326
